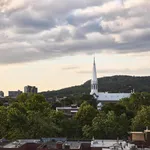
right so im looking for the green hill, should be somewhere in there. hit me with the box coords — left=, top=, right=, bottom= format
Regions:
left=40, top=75, right=150, bottom=98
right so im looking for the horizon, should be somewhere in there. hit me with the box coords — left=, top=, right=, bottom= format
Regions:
left=2, top=74, right=150, bottom=95
left=0, top=0, right=150, bottom=95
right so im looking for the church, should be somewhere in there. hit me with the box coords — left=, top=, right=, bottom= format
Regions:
left=90, top=58, right=131, bottom=108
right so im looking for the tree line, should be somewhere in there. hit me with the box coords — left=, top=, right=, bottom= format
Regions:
left=0, top=92, right=150, bottom=140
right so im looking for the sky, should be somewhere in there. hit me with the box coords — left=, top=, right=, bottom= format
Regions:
left=0, top=0, right=150, bottom=95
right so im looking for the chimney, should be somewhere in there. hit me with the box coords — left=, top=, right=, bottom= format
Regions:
left=64, top=144, right=70, bottom=150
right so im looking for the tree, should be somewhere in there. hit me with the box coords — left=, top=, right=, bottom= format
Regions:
left=7, top=107, right=28, bottom=139
left=84, top=111, right=129, bottom=139
left=0, top=106, right=8, bottom=138
left=82, top=125, right=93, bottom=139
left=60, top=118, right=82, bottom=138
left=75, top=101, right=97, bottom=126
left=86, top=111, right=107, bottom=139
left=131, top=106, right=150, bottom=131
left=102, top=103, right=127, bottom=116
left=80, top=95, right=97, bottom=108
left=26, top=111, right=60, bottom=138
left=120, top=92, right=150, bottom=113
left=5, top=94, right=59, bottom=139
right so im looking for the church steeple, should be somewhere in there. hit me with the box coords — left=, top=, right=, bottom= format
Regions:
left=90, top=57, right=98, bottom=95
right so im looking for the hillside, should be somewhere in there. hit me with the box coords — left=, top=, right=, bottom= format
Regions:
left=41, top=75, right=150, bottom=98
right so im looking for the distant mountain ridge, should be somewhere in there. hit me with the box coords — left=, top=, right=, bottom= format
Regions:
left=40, top=75, right=150, bottom=98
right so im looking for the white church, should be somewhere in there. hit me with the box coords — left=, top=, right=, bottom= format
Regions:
left=90, top=58, right=131, bottom=108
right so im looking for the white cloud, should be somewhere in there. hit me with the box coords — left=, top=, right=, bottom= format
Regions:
left=0, top=0, right=149, bottom=64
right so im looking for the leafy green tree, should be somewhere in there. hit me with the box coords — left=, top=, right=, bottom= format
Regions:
left=75, top=101, right=97, bottom=126
left=60, top=118, right=82, bottom=138
left=0, top=101, right=3, bottom=106
left=17, top=93, right=28, bottom=102
left=80, top=95, right=97, bottom=108
left=5, top=94, right=60, bottom=139
left=105, top=111, right=129, bottom=138
left=82, top=125, right=93, bottom=139
left=102, top=103, right=127, bottom=116
left=0, top=106, right=8, bottom=138
left=84, top=111, right=129, bottom=139
left=91, top=112, right=107, bottom=139
left=25, top=94, right=51, bottom=112
left=120, top=93, right=150, bottom=112
left=52, top=101, right=62, bottom=109
left=132, top=106, right=150, bottom=131
left=26, top=111, right=60, bottom=138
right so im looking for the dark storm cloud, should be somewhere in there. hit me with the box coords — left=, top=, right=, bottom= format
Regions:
left=0, top=0, right=150, bottom=64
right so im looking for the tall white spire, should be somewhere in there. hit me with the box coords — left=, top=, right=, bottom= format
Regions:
left=90, top=57, right=98, bottom=95
left=92, top=57, right=97, bottom=83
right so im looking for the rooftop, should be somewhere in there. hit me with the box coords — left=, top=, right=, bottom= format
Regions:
left=97, top=92, right=131, bottom=101
left=41, top=138, right=67, bottom=143
left=91, top=140, right=123, bottom=148
left=64, top=141, right=81, bottom=149
left=3, top=139, right=40, bottom=148
left=144, top=130, right=150, bottom=132
left=56, top=107, right=79, bottom=110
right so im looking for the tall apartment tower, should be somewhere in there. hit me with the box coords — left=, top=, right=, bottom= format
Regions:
left=8, top=90, right=22, bottom=98
left=24, top=85, right=38, bottom=94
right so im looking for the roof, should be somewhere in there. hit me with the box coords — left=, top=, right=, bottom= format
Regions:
left=41, top=138, right=67, bottom=143
left=144, top=130, right=150, bottom=132
left=129, top=132, right=144, bottom=134
left=3, top=139, right=40, bottom=148
left=64, top=141, right=81, bottom=149
left=91, top=140, right=123, bottom=148
left=71, top=110, right=78, bottom=113
left=97, top=92, right=131, bottom=101
left=56, top=107, right=79, bottom=110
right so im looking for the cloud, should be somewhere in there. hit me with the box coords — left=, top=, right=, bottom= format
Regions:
left=77, top=68, right=150, bottom=74
left=0, top=0, right=150, bottom=64
left=62, top=66, right=79, bottom=70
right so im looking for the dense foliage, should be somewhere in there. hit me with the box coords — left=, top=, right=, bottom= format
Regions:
left=1, top=92, right=150, bottom=140
left=41, top=75, right=150, bottom=98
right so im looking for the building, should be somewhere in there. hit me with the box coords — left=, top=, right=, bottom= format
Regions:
left=0, top=139, right=41, bottom=150
left=8, top=90, right=22, bottom=98
left=0, top=91, right=4, bottom=98
left=24, top=85, right=38, bottom=94
left=38, top=138, right=136, bottom=150
left=38, top=138, right=91, bottom=150
left=56, top=104, right=79, bottom=116
left=90, top=139, right=136, bottom=150
left=90, top=57, right=131, bottom=107
left=1, top=138, right=138, bottom=150
left=129, top=129, right=150, bottom=148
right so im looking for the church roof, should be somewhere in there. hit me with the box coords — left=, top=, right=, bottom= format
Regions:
left=97, top=92, right=131, bottom=101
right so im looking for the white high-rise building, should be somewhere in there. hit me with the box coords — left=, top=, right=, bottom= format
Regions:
left=90, top=57, right=131, bottom=108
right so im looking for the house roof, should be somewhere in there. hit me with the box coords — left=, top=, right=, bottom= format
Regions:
left=97, top=92, right=131, bottom=101
left=3, top=139, right=40, bottom=148
left=144, top=130, right=150, bottom=133
left=91, top=140, right=123, bottom=148
left=56, top=107, right=79, bottom=110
